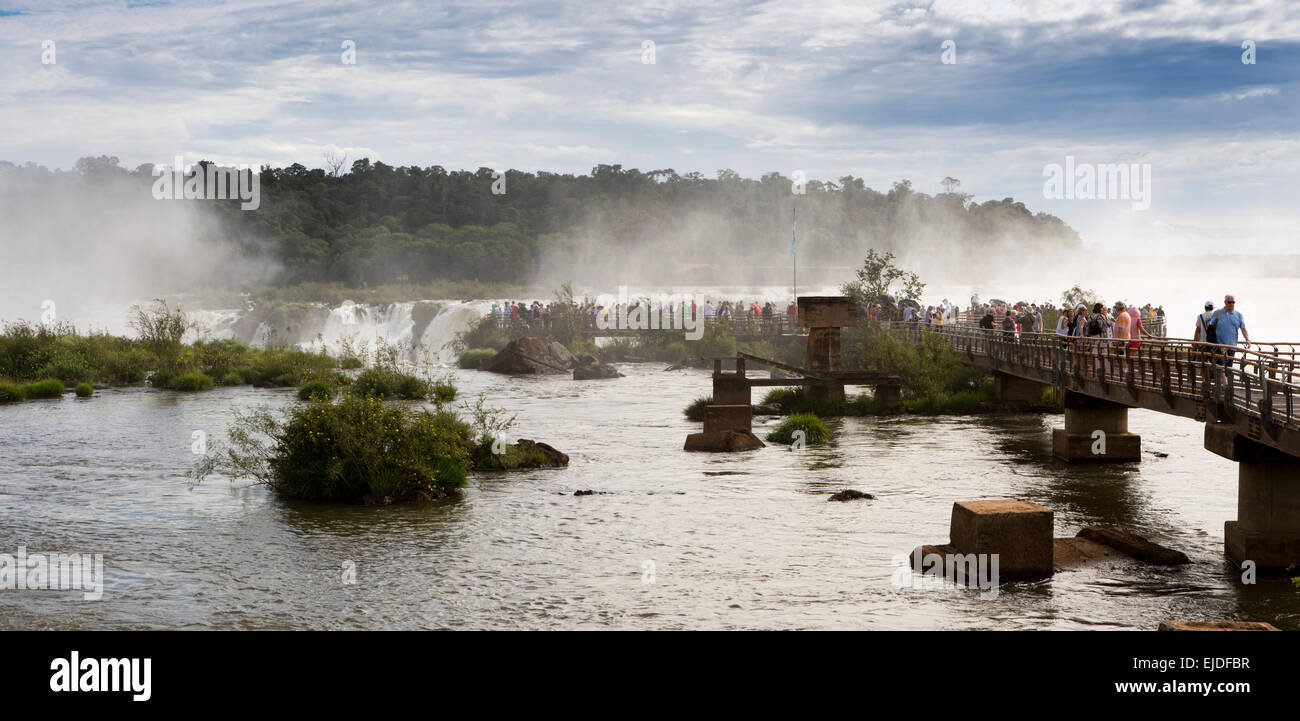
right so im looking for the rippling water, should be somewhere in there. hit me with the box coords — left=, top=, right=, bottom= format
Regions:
left=1, top=364, right=1297, bottom=630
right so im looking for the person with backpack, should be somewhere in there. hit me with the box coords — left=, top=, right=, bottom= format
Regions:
left=1192, top=300, right=1217, bottom=365
left=1205, top=295, right=1250, bottom=367
left=1084, top=303, right=1112, bottom=376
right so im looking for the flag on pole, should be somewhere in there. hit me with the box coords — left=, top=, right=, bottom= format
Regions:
left=790, top=207, right=797, bottom=256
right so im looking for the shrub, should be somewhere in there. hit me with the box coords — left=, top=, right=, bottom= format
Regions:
left=221, top=372, right=245, bottom=386
left=0, top=382, right=24, bottom=402
left=39, top=359, right=94, bottom=385
left=684, top=396, right=712, bottom=422
left=103, top=347, right=153, bottom=384
left=297, top=380, right=334, bottom=401
left=148, top=369, right=174, bottom=388
left=272, top=372, right=297, bottom=387
left=174, top=372, right=215, bottom=391
left=905, top=390, right=986, bottom=415
left=348, top=368, right=438, bottom=401
left=74, top=382, right=94, bottom=398
left=432, top=382, right=456, bottom=402
left=192, top=395, right=472, bottom=502
left=457, top=348, right=496, bottom=369
left=22, top=378, right=65, bottom=399
left=454, top=315, right=510, bottom=353
left=391, top=373, right=432, bottom=400
left=766, top=413, right=831, bottom=445
left=340, top=356, right=364, bottom=370
left=761, top=387, right=852, bottom=416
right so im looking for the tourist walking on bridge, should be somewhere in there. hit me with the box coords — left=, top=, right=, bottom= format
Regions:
left=1209, top=295, right=1250, bottom=367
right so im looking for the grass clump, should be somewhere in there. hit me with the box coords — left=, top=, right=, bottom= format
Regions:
left=684, top=395, right=712, bottom=422
left=22, top=378, right=65, bottom=399
left=0, top=382, right=24, bottom=402
left=347, top=368, right=448, bottom=401
left=766, top=413, right=831, bottom=445
left=74, top=382, right=94, bottom=398
left=173, top=372, right=215, bottom=392
left=297, top=380, right=335, bottom=401
left=457, top=348, right=496, bottom=369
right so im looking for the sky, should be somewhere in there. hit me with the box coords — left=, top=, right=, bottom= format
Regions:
left=0, top=0, right=1296, bottom=255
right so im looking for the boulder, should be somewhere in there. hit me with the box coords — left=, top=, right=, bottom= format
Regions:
left=483, top=337, right=576, bottom=374
left=513, top=439, right=569, bottom=467
left=574, top=363, right=623, bottom=380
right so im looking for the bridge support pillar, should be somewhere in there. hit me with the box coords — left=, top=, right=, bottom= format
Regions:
left=1051, top=390, right=1140, bottom=462
left=874, top=383, right=902, bottom=412
left=1205, top=422, right=1300, bottom=571
left=712, top=375, right=751, bottom=405
left=806, top=380, right=845, bottom=402
left=993, top=372, right=1045, bottom=404
left=804, top=327, right=842, bottom=375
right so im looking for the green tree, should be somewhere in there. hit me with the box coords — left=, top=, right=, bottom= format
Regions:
left=840, top=249, right=926, bottom=304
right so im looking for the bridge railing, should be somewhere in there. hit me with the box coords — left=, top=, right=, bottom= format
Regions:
left=877, top=321, right=1300, bottom=431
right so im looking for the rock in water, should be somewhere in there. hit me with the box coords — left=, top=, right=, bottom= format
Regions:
left=514, top=439, right=569, bottom=467
left=483, top=337, right=577, bottom=374
left=1076, top=526, right=1189, bottom=564
left=574, top=363, right=623, bottom=380
left=828, top=490, right=874, bottom=502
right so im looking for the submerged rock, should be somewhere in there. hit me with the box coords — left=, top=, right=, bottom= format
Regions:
left=574, top=363, right=623, bottom=380
left=483, top=337, right=576, bottom=375
left=827, top=490, right=874, bottom=502
left=1075, top=525, right=1189, bottom=565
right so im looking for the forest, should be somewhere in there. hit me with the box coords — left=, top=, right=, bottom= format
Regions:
left=1, top=157, right=1082, bottom=289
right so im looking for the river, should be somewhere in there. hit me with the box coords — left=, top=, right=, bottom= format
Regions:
left=2, top=359, right=1297, bottom=630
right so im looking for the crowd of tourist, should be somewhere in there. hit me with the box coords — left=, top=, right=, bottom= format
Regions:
left=490, top=298, right=800, bottom=331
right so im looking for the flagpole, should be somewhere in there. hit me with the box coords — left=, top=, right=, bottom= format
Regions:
left=791, top=205, right=797, bottom=307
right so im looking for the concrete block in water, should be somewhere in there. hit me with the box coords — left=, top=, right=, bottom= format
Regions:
left=949, top=499, right=1053, bottom=578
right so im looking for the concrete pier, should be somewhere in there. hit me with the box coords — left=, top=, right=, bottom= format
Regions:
left=1205, top=422, right=1300, bottom=571
left=1052, top=390, right=1140, bottom=462
left=992, top=372, right=1045, bottom=404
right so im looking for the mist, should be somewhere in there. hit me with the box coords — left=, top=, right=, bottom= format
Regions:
left=0, top=158, right=278, bottom=334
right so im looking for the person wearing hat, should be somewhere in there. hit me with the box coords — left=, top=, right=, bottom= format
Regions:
left=1193, top=301, right=1215, bottom=342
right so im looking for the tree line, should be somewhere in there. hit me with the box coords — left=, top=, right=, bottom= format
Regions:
left=1, top=156, right=1083, bottom=288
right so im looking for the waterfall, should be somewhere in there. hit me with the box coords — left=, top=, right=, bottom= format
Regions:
left=188, top=300, right=493, bottom=365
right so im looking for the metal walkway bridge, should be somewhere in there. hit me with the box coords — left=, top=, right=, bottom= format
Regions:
left=883, top=321, right=1300, bottom=570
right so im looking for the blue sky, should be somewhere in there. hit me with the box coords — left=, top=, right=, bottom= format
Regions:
left=0, top=0, right=1296, bottom=253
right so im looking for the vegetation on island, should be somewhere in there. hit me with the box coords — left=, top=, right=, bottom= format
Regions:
left=766, top=414, right=831, bottom=445
left=0, top=299, right=347, bottom=398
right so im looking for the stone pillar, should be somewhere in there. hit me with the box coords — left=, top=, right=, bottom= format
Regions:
left=806, top=380, right=845, bottom=401
left=1051, top=390, right=1140, bottom=462
left=703, top=404, right=753, bottom=434
left=993, top=372, right=1044, bottom=404
left=804, top=327, right=842, bottom=375
left=1205, top=422, right=1300, bottom=571
left=874, top=383, right=902, bottom=411
left=712, top=375, right=751, bottom=405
